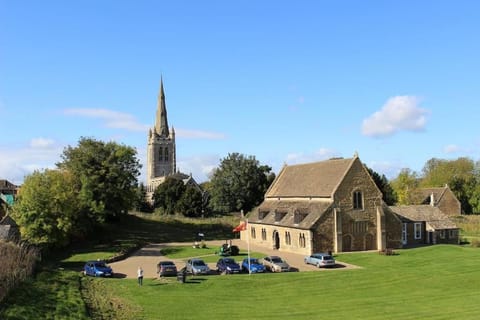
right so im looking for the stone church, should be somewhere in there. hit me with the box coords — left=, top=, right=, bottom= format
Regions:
left=146, top=79, right=200, bottom=202
left=241, top=155, right=459, bottom=255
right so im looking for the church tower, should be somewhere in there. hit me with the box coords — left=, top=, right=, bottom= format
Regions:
left=147, top=78, right=176, bottom=193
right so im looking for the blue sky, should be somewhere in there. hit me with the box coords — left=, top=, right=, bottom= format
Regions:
left=1, top=1, right=479, bottom=185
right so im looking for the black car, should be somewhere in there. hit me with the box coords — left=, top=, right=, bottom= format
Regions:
left=157, top=261, right=178, bottom=277
left=216, top=257, right=241, bottom=274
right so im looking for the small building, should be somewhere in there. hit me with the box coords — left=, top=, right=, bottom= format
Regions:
left=389, top=205, right=459, bottom=245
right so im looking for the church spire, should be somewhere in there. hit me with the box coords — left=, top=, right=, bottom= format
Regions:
left=155, top=77, right=169, bottom=137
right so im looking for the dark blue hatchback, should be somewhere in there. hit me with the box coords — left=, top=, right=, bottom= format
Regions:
left=216, top=257, right=241, bottom=274
left=84, top=260, right=113, bottom=277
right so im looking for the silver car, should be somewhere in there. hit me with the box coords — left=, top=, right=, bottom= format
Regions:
left=261, top=256, right=290, bottom=272
left=185, top=258, right=210, bottom=275
left=304, top=253, right=336, bottom=268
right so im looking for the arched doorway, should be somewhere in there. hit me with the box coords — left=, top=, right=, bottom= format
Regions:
left=342, top=234, right=352, bottom=252
left=273, top=230, right=280, bottom=249
left=365, top=233, right=375, bottom=250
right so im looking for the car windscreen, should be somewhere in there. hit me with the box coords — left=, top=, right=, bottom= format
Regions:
left=94, top=263, right=107, bottom=268
left=224, top=259, right=235, bottom=264
left=193, top=260, right=206, bottom=266
left=271, top=257, right=283, bottom=263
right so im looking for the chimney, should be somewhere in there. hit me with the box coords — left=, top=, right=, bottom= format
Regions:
left=430, top=193, right=435, bottom=206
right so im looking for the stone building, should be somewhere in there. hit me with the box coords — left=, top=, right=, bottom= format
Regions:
left=241, top=155, right=458, bottom=255
left=145, top=79, right=200, bottom=202
left=243, top=155, right=403, bottom=255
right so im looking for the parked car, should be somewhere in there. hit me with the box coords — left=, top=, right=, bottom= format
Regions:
left=216, top=257, right=241, bottom=274
left=261, top=256, right=290, bottom=272
left=186, top=258, right=210, bottom=275
left=304, top=253, right=336, bottom=268
left=157, top=260, right=178, bottom=277
left=84, top=260, right=113, bottom=277
left=241, top=257, right=266, bottom=273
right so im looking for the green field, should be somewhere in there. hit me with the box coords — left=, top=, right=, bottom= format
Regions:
left=2, top=214, right=480, bottom=319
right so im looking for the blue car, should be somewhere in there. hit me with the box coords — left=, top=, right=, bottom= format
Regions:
left=84, top=260, right=113, bottom=277
left=216, top=257, right=241, bottom=274
left=241, top=258, right=265, bottom=273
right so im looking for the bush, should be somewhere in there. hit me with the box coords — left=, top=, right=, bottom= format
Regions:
left=470, top=238, right=480, bottom=248
left=0, top=241, right=40, bottom=303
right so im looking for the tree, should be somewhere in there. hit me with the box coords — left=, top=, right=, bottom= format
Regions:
left=133, top=183, right=152, bottom=213
left=391, top=168, right=419, bottom=205
left=57, top=137, right=141, bottom=222
left=177, top=186, right=204, bottom=217
left=153, top=177, right=186, bottom=214
left=12, top=169, right=79, bottom=247
left=365, top=166, right=397, bottom=205
left=208, top=153, right=275, bottom=214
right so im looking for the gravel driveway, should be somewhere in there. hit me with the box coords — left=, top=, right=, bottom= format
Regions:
left=108, top=239, right=359, bottom=279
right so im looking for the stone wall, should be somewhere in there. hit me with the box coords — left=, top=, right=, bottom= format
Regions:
left=438, top=188, right=462, bottom=216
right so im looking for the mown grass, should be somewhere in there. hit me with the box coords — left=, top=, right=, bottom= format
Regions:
left=103, top=245, right=480, bottom=320
left=3, top=214, right=480, bottom=319
left=105, top=245, right=480, bottom=320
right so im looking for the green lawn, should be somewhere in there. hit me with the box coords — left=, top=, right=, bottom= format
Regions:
left=101, top=245, right=480, bottom=320
left=3, top=213, right=480, bottom=319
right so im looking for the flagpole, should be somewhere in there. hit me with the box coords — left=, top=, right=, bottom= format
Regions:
left=246, top=218, right=251, bottom=275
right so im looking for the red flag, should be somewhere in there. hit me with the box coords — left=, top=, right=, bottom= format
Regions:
left=233, top=221, right=247, bottom=232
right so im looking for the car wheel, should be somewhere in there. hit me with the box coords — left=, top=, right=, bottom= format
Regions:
left=304, top=259, right=308, bottom=264
left=316, top=263, right=321, bottom=268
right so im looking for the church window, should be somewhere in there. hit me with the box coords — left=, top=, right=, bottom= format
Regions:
left=299, top=233, right=306, bottom=248
left=261, top=228, right=267, bottom=240
left=285, top=231, right=291, bottom=245
left=251, top=227, right=256, bottom=239
left=164, top=147, right=169, bottom=161
left=158, top=148, right=163, bottom=161
left=353, top=190, right=363, bottom=210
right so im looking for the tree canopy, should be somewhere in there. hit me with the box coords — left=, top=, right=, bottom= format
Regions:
left=57, top=137, right=141, bottom=222
left=12, top=169, right=79, bottom=247
left=365, top=166, right=397, bottom=205
left=208, top=153, right=275, bottom=214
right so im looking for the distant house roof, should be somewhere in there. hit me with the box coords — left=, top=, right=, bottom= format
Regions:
left=390, top=205, right=458, bottom=230
left=410, top=187, right=449, bottom=205
left=265, top=157, right=355, bottom=198
left=0, top=215, right=20, bottom=241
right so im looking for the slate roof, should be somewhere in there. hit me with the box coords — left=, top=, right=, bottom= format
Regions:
left=265, top=157, right=355, bottom=198
left=251, top=199, right=333, bottom=229
left=390, top=205, right=458, bottom=230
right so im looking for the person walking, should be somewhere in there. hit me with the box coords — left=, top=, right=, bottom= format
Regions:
left=137, top=266, right=143, bottom=286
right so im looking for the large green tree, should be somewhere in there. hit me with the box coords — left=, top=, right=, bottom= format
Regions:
left=177, top=186, right=204, bottom=217
left=153, top=177, right=186, bottom=215
left=57, top=137, right=141, bottom=222
left=390, top=168, right=419, bottom=205
left=208, top=153, right=275, bottom=214
left=12, top=169, right=79, bottom=247
left=365, top=166, right=397, bottom=205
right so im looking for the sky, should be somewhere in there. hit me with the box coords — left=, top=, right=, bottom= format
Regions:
left=1, top=1, right=479, bottom=185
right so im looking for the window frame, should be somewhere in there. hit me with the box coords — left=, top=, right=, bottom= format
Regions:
left=353, top=190, right=364, bottom=210
left=414, top=222, right=422, bottom=240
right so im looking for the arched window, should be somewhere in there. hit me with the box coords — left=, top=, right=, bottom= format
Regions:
left=158, top=148, right=163, bottom=161
left=285, top=231, right=291, bottom=245
left=353, top=190, right=363, bottom=210
left=251, top=227, right=256, bottom=239
left=164, top=147, right=169, bottom=161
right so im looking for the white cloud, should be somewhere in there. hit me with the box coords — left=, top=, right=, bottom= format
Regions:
left=30, top=137, right=55, bottom=148
left=443, top=144, right=461, bottom=154
left=285, top=148, right=340, bottom=165
left=64, top=108, right=149, bottom=132
left=0, top=142, right=63, bottom=185
left=362, top=96, right=429, bottom=138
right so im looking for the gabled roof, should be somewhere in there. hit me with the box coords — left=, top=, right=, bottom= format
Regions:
left=265, top=157, right=355, bottom=198
left=410, top=187, right=448, bottom=205
left=390, top=205, right=457, bottom=230
left=252, top=199, right=333, bottom=229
